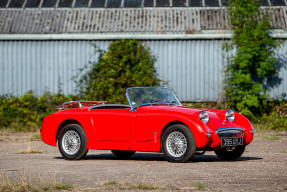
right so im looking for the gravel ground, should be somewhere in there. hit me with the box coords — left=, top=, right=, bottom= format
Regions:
left=0, top=131, right=286, bottom=191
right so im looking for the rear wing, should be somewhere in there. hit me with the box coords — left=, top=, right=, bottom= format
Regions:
left=57, top=101, right=107, bottom=110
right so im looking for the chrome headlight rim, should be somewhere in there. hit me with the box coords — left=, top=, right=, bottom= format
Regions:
left=199, top=110, right=209, bottom=124
left=225, top=109, right=235, bottom=122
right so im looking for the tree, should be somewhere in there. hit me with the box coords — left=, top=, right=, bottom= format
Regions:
left=77, top=40, right=161, bottom=104
left=223, top=0, right=280, bottom=117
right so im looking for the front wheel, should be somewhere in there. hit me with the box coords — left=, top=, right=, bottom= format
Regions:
left=58, top=124, right=89, bottom=160
left=162, top=124, right=196, bottom=163
left=215, top=146, right=245, bottom=161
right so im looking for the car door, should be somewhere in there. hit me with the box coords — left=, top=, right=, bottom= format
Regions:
left=90, top=108, right=133, bottom=142
left=134, top=106, right=167, bottom=142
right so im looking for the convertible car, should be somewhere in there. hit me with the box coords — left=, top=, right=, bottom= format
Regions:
left=41, top=87, right=255, bottom=163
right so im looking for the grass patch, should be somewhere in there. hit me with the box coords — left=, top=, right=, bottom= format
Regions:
left=52, top=183, right=73, bottom=190
left=17, top=150, right=43, bottom=154
left=0, top=183, right=73, bottom=191
left=0, top=171, right=72, bottom=192
left=190, top=182, right=205, bottom=189
left=99, top=181, right=161, bottom=190
left=104, top=180, right=119, bottom=185
left=30, top=133, right=41, bottom=141
left=262, top=135, right=281, bottom=140
left=129, top=183, right=159, bottom=190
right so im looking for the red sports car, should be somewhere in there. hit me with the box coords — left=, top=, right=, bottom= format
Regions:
left=41, top=87, right=255, bottom=163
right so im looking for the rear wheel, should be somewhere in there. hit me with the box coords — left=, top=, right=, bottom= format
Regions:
left=215, top=146, right=245, bottom=161
left=111, top=150, right=135, bottom=159
left=58, top=124, right=89, bottom=160
left=162, top=124, right=196, bottom=163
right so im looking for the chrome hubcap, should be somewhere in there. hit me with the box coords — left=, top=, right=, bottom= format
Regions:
left=62, top=130, right=81, bottom=155
left=166, top=131, right=187, bottom=157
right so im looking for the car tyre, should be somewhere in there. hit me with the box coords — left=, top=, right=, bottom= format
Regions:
left=215, top=146, right=245, bottom=161
left=58, top=124, right=89, bottom=160
left=111, top=150, right=135, bottom=159
left=162, top=124, right=196, bottom=163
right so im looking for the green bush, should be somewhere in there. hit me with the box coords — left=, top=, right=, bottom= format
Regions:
left=223, top=0, right=281, bottom=119
left=253, top=101, right=287, bottom=131
left=0, top=91, right=74, bottom=131
left=76, top=40, right=161, bottom=104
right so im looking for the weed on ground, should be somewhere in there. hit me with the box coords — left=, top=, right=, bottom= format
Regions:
left=0, top=170, right=72, bottom=192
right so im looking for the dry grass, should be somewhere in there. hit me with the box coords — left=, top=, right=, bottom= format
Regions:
left=254, top=129, right=283, bottom=140
left=17, top=150, right=43, bottom=154
left=103, top=180, right=119, bottom=185
left=129, top=182, right=159, bottom=190
left=89, top=180, right=163, bottom=191
left=261, top=135, right=281, bottom=140
left=0, top=169, right=73, bottom=192
left=17, top=140, right=43, bottom=154
left=30, top=133, right=41, bottom=141
left=89, top=179, right=206, bottom=191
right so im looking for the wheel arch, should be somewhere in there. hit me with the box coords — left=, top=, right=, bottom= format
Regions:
left=160, top=119, right=209, bottom=150
left=56, top=119, right=82, bottom=141
left=160, top=121, right=189, bottom=139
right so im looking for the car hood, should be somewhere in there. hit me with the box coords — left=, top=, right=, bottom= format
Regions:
left=139, top=105, right=245, bottom=131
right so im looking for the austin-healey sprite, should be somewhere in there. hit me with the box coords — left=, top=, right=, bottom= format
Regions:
left=41, top=87, right=255, bottom=162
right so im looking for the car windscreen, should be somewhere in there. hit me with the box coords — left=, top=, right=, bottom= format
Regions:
left=126, top=87, right=181, bottom=108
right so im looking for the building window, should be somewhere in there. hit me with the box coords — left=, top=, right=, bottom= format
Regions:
left=0, top=0, right=9, bottom=7
left=270, top=0, right=286, bottom=6
left=124, top=0, right=142, bottom=7
left=189, top=0, right=202, bottom=7
left=42, top=0, right=57, bottom=7
left=90, top=0, right=106, bottom=7
left=205, top=0, right=219, bottom=6
left=74, top=0, right=90, bottom=7
left=8, top=0, right=25, bottom=7
left=58, top=0, right=74, bottom=7
left=156, top=0, right=170, bottom=7
left=173, top=0, right=187, bottom=7
left=106, top=0, right=122, bottom=7
left=144, top=0, right=154, bottom=7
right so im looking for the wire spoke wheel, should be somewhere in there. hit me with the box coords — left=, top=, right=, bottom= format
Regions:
left=166, top=131, right=187, bottom=157
left=162, top=124, right=196, bottom=163
left=62, top=130, right=81, bottom=155
left=58, top=124, right=89, bottom=160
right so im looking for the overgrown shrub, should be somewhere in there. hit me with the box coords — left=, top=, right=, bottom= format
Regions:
left=76, top=40, right=161, bottom=104
left=223, top=0, right=281, bottom=118
left=0, top=91, right=74, bottom=131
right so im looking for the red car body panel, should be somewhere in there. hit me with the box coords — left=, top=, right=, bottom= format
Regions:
left=41, top=104, right=254, bottom=152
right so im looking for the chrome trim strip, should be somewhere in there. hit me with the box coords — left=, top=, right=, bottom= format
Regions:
left=57, top=100, right=107, bottom=110
left=89, top=104, right=130, bottom=109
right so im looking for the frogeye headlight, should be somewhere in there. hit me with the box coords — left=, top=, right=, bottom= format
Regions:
left=199, top=111, right=209, bottom=124
left=225, top=109, right=235, bottom=122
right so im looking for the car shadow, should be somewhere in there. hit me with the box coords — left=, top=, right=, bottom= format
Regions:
left=54, top=152, right=262, bottom=162
left=191, top=154, right=262, bottom=163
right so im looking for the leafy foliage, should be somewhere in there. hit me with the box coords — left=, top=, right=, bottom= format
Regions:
left=77, top=40, right=161, bottom=104
left=223, top=0, right=281, bottom=118
left=0, top=91, right=74, bottom=131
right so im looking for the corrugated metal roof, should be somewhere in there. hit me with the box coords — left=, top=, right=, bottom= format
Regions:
left=0, top=7, right=286, bottom=34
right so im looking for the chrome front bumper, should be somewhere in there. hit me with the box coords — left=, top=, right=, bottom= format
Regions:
left=216, top=127, right=244, bottom=138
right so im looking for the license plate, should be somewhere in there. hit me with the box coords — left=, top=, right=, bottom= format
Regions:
left=221, top=137, right=243, bottom=146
